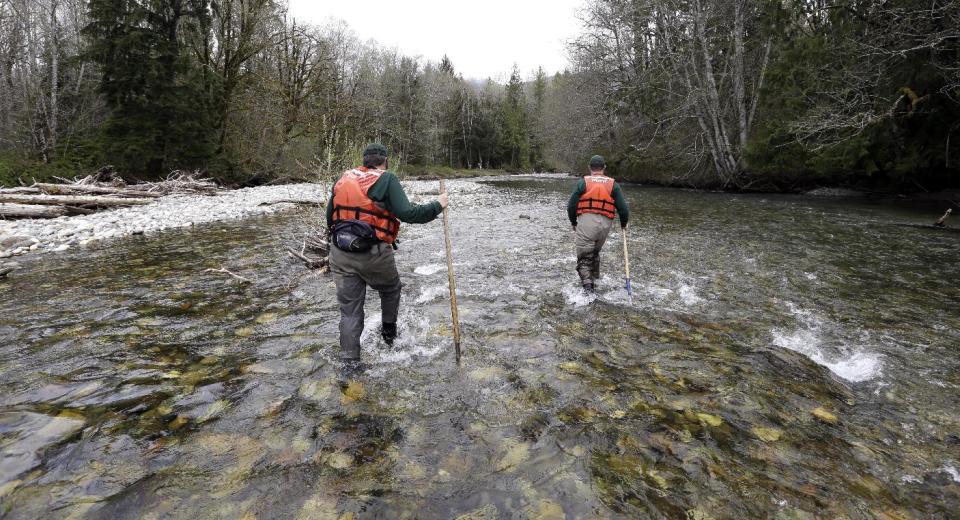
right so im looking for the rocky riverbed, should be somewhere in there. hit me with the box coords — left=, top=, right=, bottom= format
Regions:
left=0, top=183, right=327, bottom=260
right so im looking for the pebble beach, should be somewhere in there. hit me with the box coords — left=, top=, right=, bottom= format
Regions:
left=0, top=184, right=327, bottom=260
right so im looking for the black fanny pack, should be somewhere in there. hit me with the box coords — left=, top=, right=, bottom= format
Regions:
left=332, top=220, right=380, bottom=253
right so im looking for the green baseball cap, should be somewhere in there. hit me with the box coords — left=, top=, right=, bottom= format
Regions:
left=589, top=155, right=605, bottom=169
left=363, top=143, right=388, bottom=157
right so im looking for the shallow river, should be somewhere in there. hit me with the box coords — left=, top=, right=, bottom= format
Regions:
left=1, top=175, right=958, bottom=519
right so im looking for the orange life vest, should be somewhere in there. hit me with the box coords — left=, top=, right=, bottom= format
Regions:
left=331, top=167, right=401, bottom=244
left=576, top=173, right=617, bottom=219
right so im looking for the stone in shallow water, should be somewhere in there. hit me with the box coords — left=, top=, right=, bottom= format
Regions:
left=0, top=479, right=21, bottom=501
left=752, top=426, right=783, bottom=442
left=455, top=504, right=499, bottom=520
left=527, top=499, right=565, bottom=520
left=646, top=469, right=669, bottom=490
left=168, top=415, right=189, bottom=430
left=326, top=452, right=354, bottom=470
left=686, top=508, right=716, bottom=520
left=811, top=407, right=838, bottom=424
left=197, top=400, right=230, bottom=423
left=3, top=382, right=102, bottom=406
left=340, top=381, right=365, bottom=404
left=696, top=413, right=723, bottom=427
left=296, top=493, right=340, bottom=520
left=255, top=312, right=278, bottom=324
left=495, top=440, right=530, bottom=472
left=467, top=366, right=506, bottom=382
left=298, top=380, right=333, bottom=402
left=0, top=412, right=84, bottom=485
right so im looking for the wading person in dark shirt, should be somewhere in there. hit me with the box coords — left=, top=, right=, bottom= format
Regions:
left=567, top=155, right=630, bottom=292
left=326, top=144, right=448, bottom=373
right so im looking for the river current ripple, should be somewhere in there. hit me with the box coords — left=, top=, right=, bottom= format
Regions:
left=1, top=175, right=958, bottom=518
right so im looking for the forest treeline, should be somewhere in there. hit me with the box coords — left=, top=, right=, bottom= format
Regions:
left=0, top=0, right=568, bottom=186
left=570, top=0, right=960, bottom=191
left=1, top=0, right=959, bottom=191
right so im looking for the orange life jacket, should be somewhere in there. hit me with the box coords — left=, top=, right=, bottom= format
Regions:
left=576, top=173, right=617, bottom=219
left=331, top=167, right=401, bottom=244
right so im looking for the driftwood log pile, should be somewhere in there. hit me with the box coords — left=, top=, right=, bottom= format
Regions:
left=0, top=168, right=218, bottom=220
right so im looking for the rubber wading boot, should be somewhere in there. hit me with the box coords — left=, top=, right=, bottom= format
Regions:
left=582, top=281, right=595, bottom=292
left=381, top=322, right=397, bottom=346
left=591, top=254, right=601, bottom=281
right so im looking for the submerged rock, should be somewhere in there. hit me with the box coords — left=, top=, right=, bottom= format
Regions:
left=0, top=412, right=84, bottom=484
left=696, top=413, right=723, bottom=427
left=255, top=312, right=278, bottom=324
left=812, top=407, right=839, bottom=424
left=527, top=499, right=566, bottom=520
left=455, top=504, right=499, bottom=520
left=495, top=440, right=531, bottom=472
left=296, top=493, right=340, bottom=520
left=299, top=380, right=336, bottom=403
left=326, top=452, right=354, bottom=470
left=340, top=381, right=365, bottom=404
left=752, top=426, right=783, bottom=442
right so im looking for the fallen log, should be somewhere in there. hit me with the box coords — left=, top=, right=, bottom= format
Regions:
left=0, top=194, right=153, bottom=207
left=0, top=187, right=41, bottom=195
left=286, top=246, right=328, bottom=270
left=33, top=183, right=163, bottom=198
left=0, top=203, right=68, bottom=219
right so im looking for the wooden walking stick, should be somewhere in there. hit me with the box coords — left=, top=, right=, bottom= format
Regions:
left=622, top=231, right=632, bottom=303
left=439, top=180, right=462, bottom=363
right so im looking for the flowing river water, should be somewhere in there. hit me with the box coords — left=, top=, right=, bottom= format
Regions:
left=1, top=174, right=958, bottom=519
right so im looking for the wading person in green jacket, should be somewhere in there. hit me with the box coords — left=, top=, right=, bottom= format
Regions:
left=567, top=155, right=630, bottom=292
left=326, top=144, right=448, bottom=371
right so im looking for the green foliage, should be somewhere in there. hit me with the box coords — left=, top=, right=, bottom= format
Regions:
left=84, top=0, right=215, bottom=175
left=746, top=17, right=960, bottom=190
left=0, top=144, right=99, bottom=187
left=499, top=66, right=531, bottom=169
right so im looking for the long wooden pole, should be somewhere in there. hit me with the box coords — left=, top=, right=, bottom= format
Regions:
left=622, top=231, right=632, bottom=301
left=439, top=180, right=462, bottom=363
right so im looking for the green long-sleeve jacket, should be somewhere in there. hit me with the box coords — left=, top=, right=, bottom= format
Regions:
left=326, top=171, right=443, bottom=228
left=567, top=177, right=630, bottom=228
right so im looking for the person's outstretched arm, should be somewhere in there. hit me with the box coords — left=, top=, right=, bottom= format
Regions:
left=369, top=173, right=444, bottom=224
left=612, top=183, right=630, bottom=228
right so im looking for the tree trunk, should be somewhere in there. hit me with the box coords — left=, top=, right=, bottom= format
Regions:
left=47, top=0, right=59, bottom=160
left=32, top=183, right=164, bottom=198
left=0, top=194, right=154, bottom=206
left=732, top=0, right=748, bottom=150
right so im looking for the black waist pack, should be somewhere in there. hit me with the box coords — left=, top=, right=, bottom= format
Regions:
left=332, top=220, right=379, bottom=253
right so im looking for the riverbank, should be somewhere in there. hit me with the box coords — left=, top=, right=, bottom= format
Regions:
left=0, top=183, right=326, bottom=260
left=398, top=165, right=522, bottom=180
left=0, top=170, right=535, bottom=262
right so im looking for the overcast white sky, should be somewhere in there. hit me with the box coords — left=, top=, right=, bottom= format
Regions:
left=287, top=0, right=586, bottom=81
